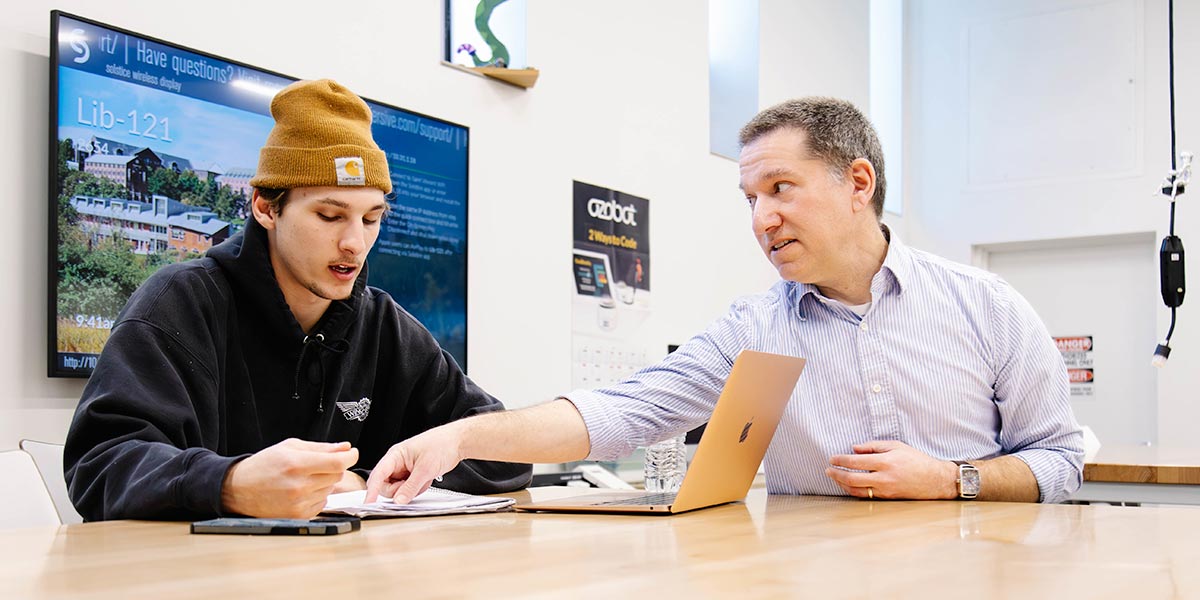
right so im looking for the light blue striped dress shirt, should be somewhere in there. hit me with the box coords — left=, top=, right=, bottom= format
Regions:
left=566, top=236, right=1084, bottom=503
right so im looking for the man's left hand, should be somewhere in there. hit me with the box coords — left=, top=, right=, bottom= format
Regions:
left=826, top=440, right=958, bottom=500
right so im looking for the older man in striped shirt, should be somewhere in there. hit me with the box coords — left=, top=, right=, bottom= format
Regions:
left=368, top=98, right=1084, bottom=505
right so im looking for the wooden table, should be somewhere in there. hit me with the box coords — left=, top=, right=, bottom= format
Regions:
left=4, top=487, right=1199, bottom=598
left=1073, top=445, right=1200, bottom=505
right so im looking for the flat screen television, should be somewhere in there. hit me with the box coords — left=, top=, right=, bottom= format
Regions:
left=48, top=11, right=470, bottom=377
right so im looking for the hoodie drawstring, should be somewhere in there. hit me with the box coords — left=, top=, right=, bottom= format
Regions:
left=291, top=333, right=349, bottom=414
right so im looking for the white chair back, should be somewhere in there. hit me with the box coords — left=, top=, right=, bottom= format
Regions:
left=0, top=450, right=61, bottom=530
left=20, top=440, right=84, bottom=524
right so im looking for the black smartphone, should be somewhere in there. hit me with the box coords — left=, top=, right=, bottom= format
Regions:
left=190, top=516, right=361, bottom=535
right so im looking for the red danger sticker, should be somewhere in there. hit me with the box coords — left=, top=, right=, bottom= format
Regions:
left=1054, top=336, right=1093, bottom=352
left=1068, top=368, right=1094, bottom=383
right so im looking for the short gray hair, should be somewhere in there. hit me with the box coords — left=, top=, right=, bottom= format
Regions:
left=738, top=97, right=887, bottom=217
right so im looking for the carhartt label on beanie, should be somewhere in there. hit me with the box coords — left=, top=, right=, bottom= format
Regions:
left=335, top=157, right=366, bottom=186
left=249, top=79, right=392, bottom=193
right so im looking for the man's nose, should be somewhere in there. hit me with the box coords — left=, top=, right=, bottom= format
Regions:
left=338, top=222, right=367, bottom=255
left=752, top=197, right=782, bottom=236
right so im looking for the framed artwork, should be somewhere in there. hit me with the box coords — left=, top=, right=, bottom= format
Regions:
left=445, top=0, right=527, bottom=70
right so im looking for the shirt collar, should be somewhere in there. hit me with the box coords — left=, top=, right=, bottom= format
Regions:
left=878, top=224, right=913, bottom=296
left=790, top=224, right=912, bottom=320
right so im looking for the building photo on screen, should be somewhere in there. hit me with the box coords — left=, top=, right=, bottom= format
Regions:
left=48, top=11, right=470, bottom=377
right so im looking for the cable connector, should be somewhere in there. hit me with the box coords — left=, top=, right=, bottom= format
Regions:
left=1152, top=343, right=1172, bottom=368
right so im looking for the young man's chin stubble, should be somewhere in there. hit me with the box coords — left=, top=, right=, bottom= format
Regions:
left=305, top=282, right=353, bottom=302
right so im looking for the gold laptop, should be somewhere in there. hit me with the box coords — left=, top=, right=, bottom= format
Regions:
left=514, top=350, right=805, bottom=515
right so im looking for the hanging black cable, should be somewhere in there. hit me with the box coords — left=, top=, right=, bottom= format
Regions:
left=1169, top=0, right=1178, bottom=237
left=1170, top=0, right=1177, bottom=174
left=1153, top=0, right=1188, bottom=367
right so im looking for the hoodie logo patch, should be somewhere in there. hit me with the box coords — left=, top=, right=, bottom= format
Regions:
left=336, top=397, right=371, bottom=422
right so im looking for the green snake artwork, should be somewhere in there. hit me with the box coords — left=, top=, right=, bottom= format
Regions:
left=456, top=0, right=512, bottom=68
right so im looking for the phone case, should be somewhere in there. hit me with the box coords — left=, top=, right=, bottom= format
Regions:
left=190, top=516, right=362, bottom=535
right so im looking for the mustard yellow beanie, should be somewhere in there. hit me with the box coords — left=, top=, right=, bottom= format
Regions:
left=249, top=79, right=392, bottom=194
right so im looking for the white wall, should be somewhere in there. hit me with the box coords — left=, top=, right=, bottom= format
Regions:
left=906, top=0, right=1198, bottom=446
left=759, top=0, right=869, bottom=109
left=0, top=1, right=870, bottom=449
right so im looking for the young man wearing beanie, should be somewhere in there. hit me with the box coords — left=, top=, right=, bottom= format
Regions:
left=64, top=79, right=531, bottom=521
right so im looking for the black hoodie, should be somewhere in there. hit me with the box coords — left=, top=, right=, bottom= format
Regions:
left=64, top=219, right=531, bottom=521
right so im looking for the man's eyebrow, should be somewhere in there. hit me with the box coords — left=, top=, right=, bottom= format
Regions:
left=759, top=167, right=794, bottom=181
left=739, top=167, right=795, bottom=191
left=315, top=198, right=388, bottom=212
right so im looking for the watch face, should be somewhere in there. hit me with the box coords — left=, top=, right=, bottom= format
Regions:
left=959, top=465, right=981, bottom=497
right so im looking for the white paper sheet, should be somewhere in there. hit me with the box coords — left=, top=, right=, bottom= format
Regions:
left=322, top=488, right=515, bottom=518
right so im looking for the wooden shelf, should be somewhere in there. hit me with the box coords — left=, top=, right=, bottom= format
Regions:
left=442, top=61, right=539, bottom=89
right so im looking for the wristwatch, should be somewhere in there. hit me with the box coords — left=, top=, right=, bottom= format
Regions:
left=953, top=461, right=980, bottom=499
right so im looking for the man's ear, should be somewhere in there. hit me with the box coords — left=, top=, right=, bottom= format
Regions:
left=250, top=190, right=277, bottom=231
left=847, top=158, right=877, bottom=214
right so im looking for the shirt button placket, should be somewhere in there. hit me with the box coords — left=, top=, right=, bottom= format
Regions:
left=858, top=319, right=894, bottom=439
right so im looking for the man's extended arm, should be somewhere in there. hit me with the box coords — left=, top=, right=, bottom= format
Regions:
left=366, top=398, right=589, bottom=503
left=366, top=298, right=770, bottom=504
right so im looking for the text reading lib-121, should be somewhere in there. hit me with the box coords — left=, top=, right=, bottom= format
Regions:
left=76, top=97, right=174, bottom=142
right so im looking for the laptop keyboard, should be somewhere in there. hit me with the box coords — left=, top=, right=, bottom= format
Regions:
left=594, top=492, right=677, bottom=506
